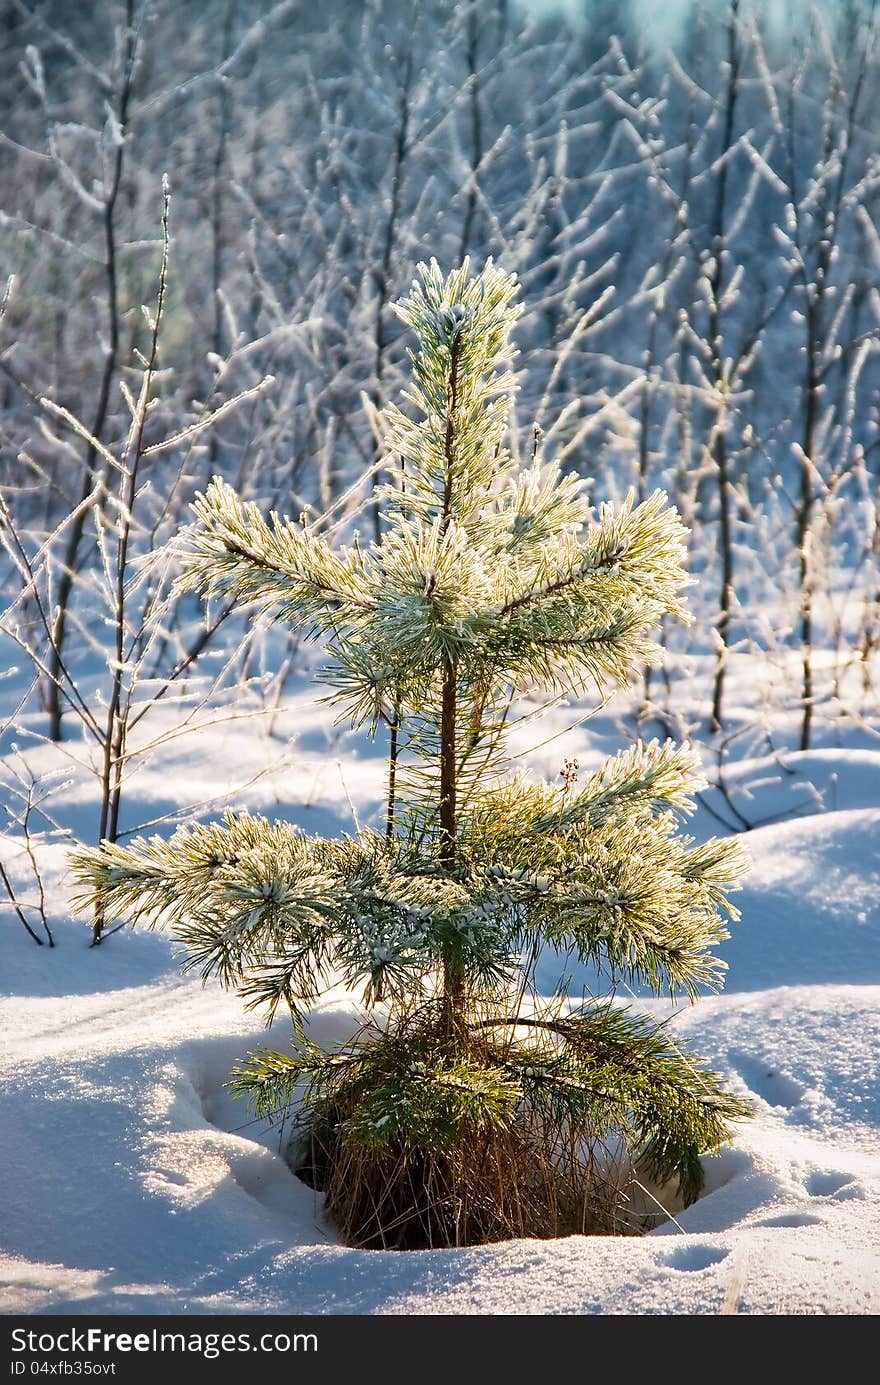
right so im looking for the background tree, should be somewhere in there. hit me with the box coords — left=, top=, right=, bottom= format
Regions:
left=4, top=1, right=880, bottom=979
left=0, top=181, right=275, bottom=942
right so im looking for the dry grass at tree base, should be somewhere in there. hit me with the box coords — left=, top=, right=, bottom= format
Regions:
left=302, top=1123, right=646, bottom=1251
left=289, top=1022, right=664, bottom=1251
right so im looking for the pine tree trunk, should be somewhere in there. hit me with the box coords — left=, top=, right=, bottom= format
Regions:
left=439, top=656, right=464, bottom=1030
left=439, top=330, right=463, bottom=1032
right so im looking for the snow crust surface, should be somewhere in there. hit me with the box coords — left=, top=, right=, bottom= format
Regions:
left=2, top=672, right=879, bottom=1316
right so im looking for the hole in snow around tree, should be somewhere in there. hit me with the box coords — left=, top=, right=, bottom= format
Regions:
left=171, top=1025, right=765, bottom=1252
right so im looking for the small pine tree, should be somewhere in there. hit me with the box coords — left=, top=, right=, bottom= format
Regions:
left=70, top=260, right=750, bottom=1249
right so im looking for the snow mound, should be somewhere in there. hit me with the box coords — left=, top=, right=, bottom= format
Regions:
left=2, top=713, right=879, bottom=1314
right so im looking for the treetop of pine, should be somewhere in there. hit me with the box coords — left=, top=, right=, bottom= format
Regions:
left=177, top=259, right=691, bottom=741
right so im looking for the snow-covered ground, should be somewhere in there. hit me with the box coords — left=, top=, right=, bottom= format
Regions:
left=2, top=653, right=879, bottom=1315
